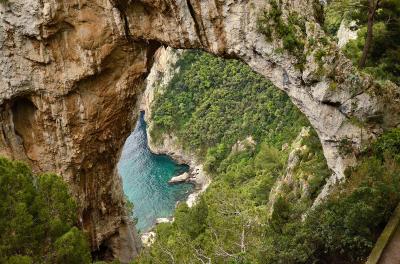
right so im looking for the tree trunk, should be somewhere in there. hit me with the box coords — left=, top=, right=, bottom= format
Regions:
left=359, top=0, right=379, bottom=68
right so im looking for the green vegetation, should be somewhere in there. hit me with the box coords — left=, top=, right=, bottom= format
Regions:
left=309, top=128, right=400, bottom=261
left=135, top=51, right=330, bottom=263
left=255, top=128, right=400, bottom=263
left=54, top=227, right=92, bottom=264
left=151, top=51, right=308, bottom=160
left=258, top=0, right=306, bottom=69
left=325, top=0, right=400, bottom=85
left=135, top=50, right=400, bottom=263
left=0, top=157, right=91, bottom=264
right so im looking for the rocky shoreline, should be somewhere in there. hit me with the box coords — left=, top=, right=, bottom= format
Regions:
left=168, top=172, right=189, bottom=184
left=138, top=47, right=210, bottom=246
left=138, top=47, right=210, bottom=208
left=138, top=116, right=211, bottom=246
left=145, top=124, right=210, bottom=208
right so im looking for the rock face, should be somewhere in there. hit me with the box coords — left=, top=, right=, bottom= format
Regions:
left=1, top=0, right=399, bottom=262
left=337, top=20, right=358, bottom=48
left=139, top=47, right=182, bottom=119
left=0, top=0, right=149, bottom=261
left=268, top=127, right=313, bottom=214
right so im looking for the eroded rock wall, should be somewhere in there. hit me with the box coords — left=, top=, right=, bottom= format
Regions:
left=139, top=47, right=182, bottom=120
left=1, top=0, right=399, bottom=262
left=0, top=0, right=155, bottom=261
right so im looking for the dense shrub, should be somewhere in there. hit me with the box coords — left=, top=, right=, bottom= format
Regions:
left=0, top=157, right=91, bottom=263
left=325, top=0, right=400, bottom=85
left=136, top=51, right=331, bottom=263
left=54, top=227, right=92, bottom=264
left=137, top=48, right=400, bottom=263
left=151, top=51, right=308, bottom=166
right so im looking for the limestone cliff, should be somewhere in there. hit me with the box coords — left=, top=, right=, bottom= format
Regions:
left=0, top=0, right=150, bottom=261
left=140, top=47, right=182, bottom=120
left=140, top=47, right=210, bottom=207
left=124, top=0, right=400, bottom=186
left=0, top=0, right=399, bottom=262
left=268, top=127, right=323, bottom=214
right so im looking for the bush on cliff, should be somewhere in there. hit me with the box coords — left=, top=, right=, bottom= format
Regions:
left=264, top=128, right=400, bottom=263
left=0, top=157, right=91, bottom=263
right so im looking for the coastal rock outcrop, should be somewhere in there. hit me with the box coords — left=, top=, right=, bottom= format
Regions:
left=139, top=46, right=210, bottom=207
left=146, top=131, right=211, bottom=208
left=140, top=47, right=182, bottom=120
left=168, top=172, right=190, bottom=184
left=1, top=0, right=399, bottom=262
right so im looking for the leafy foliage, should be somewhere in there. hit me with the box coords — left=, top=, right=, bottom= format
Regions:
left=0, top=157, right=91, bottom=263
left=54, top=227, right=92, bottom=264
left=136, top=51, right=333, bottom=263
left=151, top=51, right=308, bottom=167
left=325, top=0, right=400, bottom=84
left=258, top=0, right=306, bottom=69
left=137, top=48, right=400, bottom=263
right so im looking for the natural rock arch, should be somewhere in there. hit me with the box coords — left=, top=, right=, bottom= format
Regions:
left=0, top=0, right=399, bottom=262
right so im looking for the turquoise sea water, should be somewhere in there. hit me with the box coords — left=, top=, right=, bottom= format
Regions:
left=118, top=112, right=192, bottom=232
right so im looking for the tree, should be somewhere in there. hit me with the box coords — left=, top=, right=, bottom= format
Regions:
left=0, top=157, right=91, bottom=263
left=359, top=0, right=381, bottom=68
left=327, top=0, right=400, bottom=77
left=34, top=173, right=78, bottom=242
left=53, top=227, right=91, bottom=264
left=324, top=0, right=380, bottom=67
left=0, top=158, right=37, bottom=259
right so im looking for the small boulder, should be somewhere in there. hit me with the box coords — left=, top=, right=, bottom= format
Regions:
left=168, top=172, right=189, bottom=184
left=141, top=232, right=156, bottom=247
left=155, top=218, right=172, bottom=224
